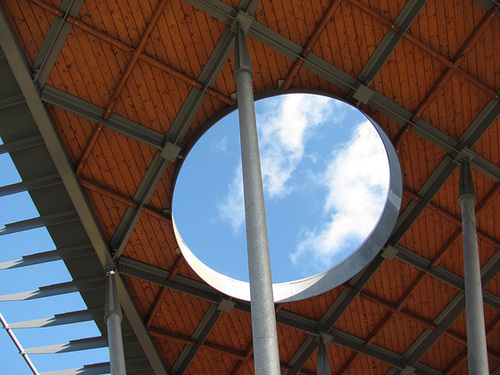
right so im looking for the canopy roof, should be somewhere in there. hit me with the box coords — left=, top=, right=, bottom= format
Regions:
left=0, top=0, right=498, bottom=374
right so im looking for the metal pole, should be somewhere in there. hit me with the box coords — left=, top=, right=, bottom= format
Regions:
left=317, top=337, right=331, bottom=375
left=458, top=161, right=489, bottom=374
left=0, top=312, right=39, bottom=375
left=233, top=27, right=281, bottom=375
left=105, top=271, right=127, bottom=375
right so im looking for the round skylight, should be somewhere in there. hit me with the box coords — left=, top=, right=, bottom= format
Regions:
left=172, top=93, right=402, bottom=302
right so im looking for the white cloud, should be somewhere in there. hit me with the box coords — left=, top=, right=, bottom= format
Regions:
left=258, top=94, right=334, bottom=197
left=216, top=167, right=244, bottom=234
left=290, top=120, right=389, bottom=272
left=211, top=135, right=228, bottom=152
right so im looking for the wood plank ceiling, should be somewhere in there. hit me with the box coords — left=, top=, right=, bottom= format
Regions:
left=0, top=0, right=498, bottom=373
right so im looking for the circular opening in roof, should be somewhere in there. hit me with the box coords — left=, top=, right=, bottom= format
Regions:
left=172, top=93, right=402, bottom=302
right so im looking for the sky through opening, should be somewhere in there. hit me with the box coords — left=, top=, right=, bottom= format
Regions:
left=173, top=94, right=390, bottom=283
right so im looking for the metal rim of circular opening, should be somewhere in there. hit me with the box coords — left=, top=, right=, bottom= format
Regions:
left=172, top=94, right=403, bottom=303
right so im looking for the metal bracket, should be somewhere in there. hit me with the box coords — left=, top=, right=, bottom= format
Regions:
left=352, top=83, right=374, bottom=104
left=160, top=141, right=181, bottom=162
left=318, top=332, right=333, bottom=345
left=230, top=11, right=254, bottom=34
left=217, top=299, right=235, bottom=313
left=381, top=245, right=399, bottom=261
left=400, top=365, right=416, bottom=375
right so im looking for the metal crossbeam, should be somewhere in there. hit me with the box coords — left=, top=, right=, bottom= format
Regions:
left=31, top=0, right=85, bottom=86
left=41, top=86, right=165, bottom=149
left=396, top=245, right=500, bottom=310
left=348, top=0, right=427, bottom=100
left=170, top=303, right=223, bottom=374
left=6, top=308, right=103, bottom=329
left=0, top=277, right=105, bottom=301
left=0, top=211, right=80, bottom=236
left=24, top=336, right=108, bottom=354
left=0, top=174, right=61, bottom=197
left=0, top=244, right=94, bottom=270
left=0, top=134, right=44, bottom=154
left=0, top=93, right=24, bottom=109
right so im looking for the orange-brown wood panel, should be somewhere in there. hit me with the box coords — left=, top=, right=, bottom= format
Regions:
left=84, top=190, right=129, bottom=241
left=421, top=333, right=467, bottom=372
left=206, top=309, right=252, bottom=353
left=371, top=311, right=427, bottom=354
left=335, top=296, right=389, bottom=341
left=472, top=124, right=500, bottom=180
left=188, top=349, right=240, bottom=375
left=461, top=15, right=500, bottom=90
left=1, top=0, right=55, bottom=65
left=406, top=275, right=461, bottom=323
left=276, top=324, right=309, bottom=364
left=47, top=106, right=95, bottom=165
left=123, top=216, right=174, bottom=270
left=283, top=288, right=341, bottom=321
left=363, top=258, right=421, bottom=305
left=149, top=288, right=212, bottom=337
left=420, top=75, right=491, bottom=141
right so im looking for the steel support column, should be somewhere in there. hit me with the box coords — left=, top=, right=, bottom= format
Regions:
left=459, top=161, right=489, bottom=374
left=233, top=27, right=281, bottom=375
left=105, top=271, right=127, bottom=375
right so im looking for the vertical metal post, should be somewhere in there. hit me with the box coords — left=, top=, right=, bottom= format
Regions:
left=317, top=338, right=331, bottom=375
left=105, top=271, right=127, bottom=375
left=458, top=161, right=489, bottom=374
left=233, top=27, right=281, bottom=375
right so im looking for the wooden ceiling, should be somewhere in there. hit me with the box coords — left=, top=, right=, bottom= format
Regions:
left=0, top=0, right=498, bottom=374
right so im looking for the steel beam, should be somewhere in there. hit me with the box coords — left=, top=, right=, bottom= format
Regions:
left=0, top=174, right=61, bottom=197
left=24, top=337, right=109, bottom=354
left=0, top=244, right=94, bottom=270
left=6, top=308, right=103, bottom=329
left=32, top=0, right=86, bottom=86
left=0, top=277, right=105, bottom=301
left=347, top=0, right=427, bottom=102
left=41, top=86, right=165, bottom=150
left=0, top=93, right=24, bottom=109
left=170, top=303, right=223, bottom=374
left=473, top=0, right=500, bottom=17
left=0, top=134, right=44, bottom=154
left=0, top=211, right=80, bottom=236
left=0, top=9, right=170, bottom=373
left=395, top=245, right=500, bottom=311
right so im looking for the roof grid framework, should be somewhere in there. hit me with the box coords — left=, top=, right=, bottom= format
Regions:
left=0, top=0, right=498, bottom=374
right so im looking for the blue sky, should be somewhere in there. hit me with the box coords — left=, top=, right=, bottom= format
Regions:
left=0, top=145, right=109, bottom=374
left=174, top=93, right=390, bottom=284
